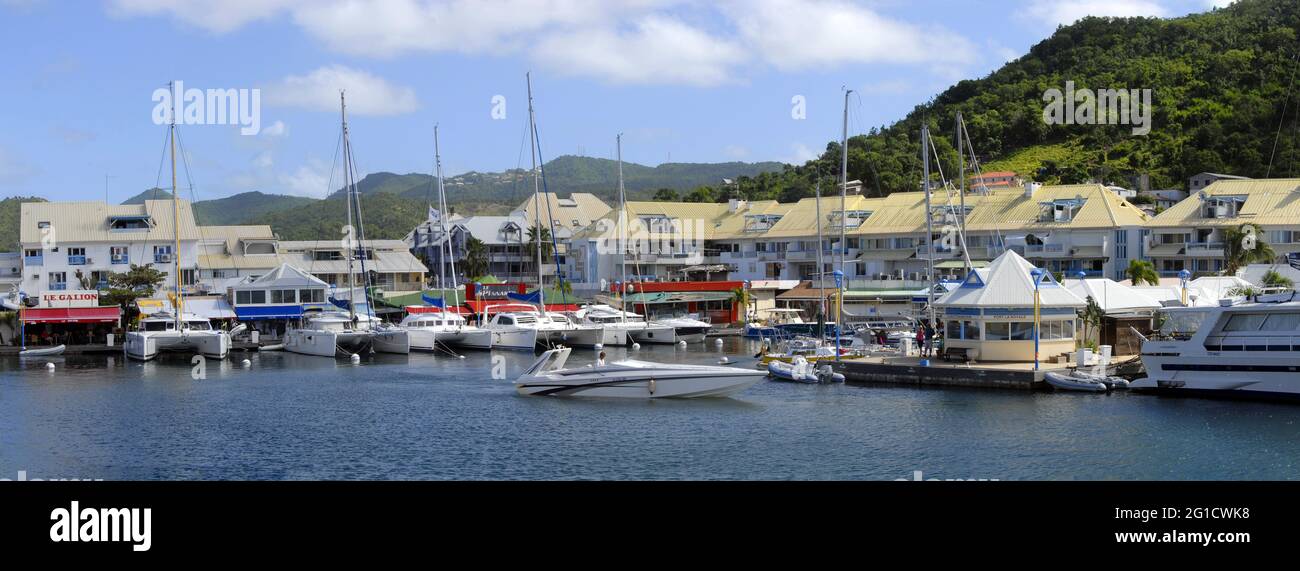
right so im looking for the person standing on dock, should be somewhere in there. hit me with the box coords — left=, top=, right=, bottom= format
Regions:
left=915, top=324, right=927, bottom=357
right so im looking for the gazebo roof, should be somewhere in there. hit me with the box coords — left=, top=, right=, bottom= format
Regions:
left=936, top=250, right=1084, bottom=309
left=1065, top=278, right=1162, bottom=313
left=233, top=263, right=329, bottom=290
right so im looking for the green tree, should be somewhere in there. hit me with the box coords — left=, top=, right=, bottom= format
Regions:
left=102, top=264, right=167, bottom=321
left=1125, top=259, right=1160, bottom=286
left=1262, top=269, right=1294, bottom=288
left=526, top=225, right=553, bottom=260
left=682, top=186, right=716, bottom=203
left=1223, top=223, right=1276, bottom=275
left=1080, top=295, right=1105, bottom=347
left=731, top=286, right=752, bottom=324
left=461, top=237, right=489, bottom=280
left=652, top=188, right=679, bottom=201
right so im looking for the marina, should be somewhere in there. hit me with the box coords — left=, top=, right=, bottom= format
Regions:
left=3, top=338, right=1299, bottom=481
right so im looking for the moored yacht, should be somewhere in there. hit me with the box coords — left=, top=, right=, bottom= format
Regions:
left=125, top=311, right=231, bottom=361
left=399, top=310, right=492, bottom=351
left=515, top=347, right=765, bottom=398
left=572, top=305, right=676, bottom=345
left=1132, top=293, right=1300, bottom=400
left=656, top=313, right=712, bottom=343
left=284, top=310, right=373, bottom=357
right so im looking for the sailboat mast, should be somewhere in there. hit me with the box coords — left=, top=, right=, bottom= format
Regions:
left=837, top=89, right=852, bottom=336
left=341, top=91, right=357, bottom=321
left=922, top=124, right=936, bottom=331
left=435, top=128, right=459, bottom=297
left=814, top=176, right=826, bottom=324
left=526, top=73, right=546, bottom=312
left=169, top=81, right=182, bottom=329
left=956, top=112, right=972, bottom=271
left=433, top=126, right=446, bottom=289
left=617, top=133, right=628, bottom=324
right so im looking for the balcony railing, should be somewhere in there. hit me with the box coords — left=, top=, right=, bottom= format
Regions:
left=111, top=254, right=129, bottom=265
left=49, top=283, right=67, bottom=291
left=68, top=255, right=87, bottom=266
left=24, top=255, right=42, bottom=266
left=155, top=253, right=173, bottom=264
left=1185, top=242, right=1225, bottom=253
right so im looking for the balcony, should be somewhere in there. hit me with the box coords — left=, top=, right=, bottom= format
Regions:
left=68, top=255, right=87, bottom=266
left=24, top=255, right=42, bottom=267
left=155, top=253, right=173, bottom=264
left=49, top=283, right=67, bottom=291
left=111, top=254, right=129, bottom=265
left=1184, top=242, right=1226, bottom=256
left=1024, top=244, right=1067, bottom=257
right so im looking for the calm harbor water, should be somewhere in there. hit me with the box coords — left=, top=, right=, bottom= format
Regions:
left=1, top=338, right=1297, bottom=481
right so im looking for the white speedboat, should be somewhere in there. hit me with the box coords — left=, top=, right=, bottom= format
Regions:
left=1131, top=294, right=1300, bottom=400
left=125, top=311, right=231, bottom=361
left=656, top=313, right=711, bottom=343
left=399, top=311, right=492, bottom=351
left=567, top=305, right=675, bottom=346
left=515, top=347, right=765, bottom=398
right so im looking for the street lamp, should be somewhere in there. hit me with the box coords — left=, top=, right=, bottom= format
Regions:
left=1030, top=268, right=1046, bottom=371
left=1178, top=269, right=1191, bottom=306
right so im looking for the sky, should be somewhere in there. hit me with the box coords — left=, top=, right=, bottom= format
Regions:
left=0, top=0, right=1233, bottom=203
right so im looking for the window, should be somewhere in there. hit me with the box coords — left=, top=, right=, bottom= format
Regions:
left=271, top=289, right=296, bottom=304
left=1009, top=322, right=1035, bottom=341
left=250, top=290, right=266, bottom=304
left=153, top=245, right=173, bottom=263
left=49, top=272, right=67, bottom=290
left=111, top=246, right=129, bottom=264
left=181, top=269, right=196, bottom=286
left=986, top=322, right=1009, bottom=340
left=947, top=321, right=961, bottom=339
left=236, top=290, right=251, bottom=305
left=1262, top=313, right=1300, bottom=331
left=963, top=321, right=980, bottom=340
left=1224, top=314, right=1267, bottom=332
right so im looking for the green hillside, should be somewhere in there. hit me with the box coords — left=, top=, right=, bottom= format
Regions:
left=191, top=192, right=318, bottom=225
left=718, top=0, right=1300, bottom=202
left=0, top=196, right=45, bottom=251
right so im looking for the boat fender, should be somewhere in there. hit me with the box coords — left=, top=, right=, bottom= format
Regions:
left=241, top=359, right=251, bottom=368
left=719, top=356, right=729, bottom=363
left=631, top=343, right=641, bottom=350
left=350, top=353, right=361, bottom=363
left=714, top=338, right=723, bottom=347
left=45, top=362, right=55, bottom=371
left=648, top=378, right=656, bottom=395
left=678, top=340, right=687, bottom=347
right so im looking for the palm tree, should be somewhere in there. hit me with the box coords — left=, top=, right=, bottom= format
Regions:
left=1125, top=259, right=1160, bottom=286
left=461, top=237, right=489, bottom=280
left=1080, top=295, right=1104, bottom=347
left=731, top=286, right=752, bottom=324
left=1262, top=268, right=1294, bottom=289
left=1223, top=223, right=1276, bottom=275
left=526, top=224, right=553, bottom=261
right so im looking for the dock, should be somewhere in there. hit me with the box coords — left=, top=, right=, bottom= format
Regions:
left=830, top=355, right=1067, bottom=391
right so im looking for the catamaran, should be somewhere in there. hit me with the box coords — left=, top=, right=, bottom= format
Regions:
left=480, top=303, right=602, bottom=350
left=285, top=92, right=408, bottom=358
left=569, top=304, right=676, bottom=345
left=125, top=82, right=231, bottom=361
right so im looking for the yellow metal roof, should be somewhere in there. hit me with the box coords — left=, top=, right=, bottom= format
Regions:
left=20, top=199, right=205, bottom=244
left=1145, top=179, right=1300, bottom=228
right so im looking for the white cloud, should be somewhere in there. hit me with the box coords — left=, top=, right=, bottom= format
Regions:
left=729, top=0, right=976, bottom=70
left=252, top=151, right=274, bottom=169
left=782, top=142, right=819, bottom=165
left=109, top=0, right=985, bottom=87
left=107, top=0, right=299, bottom=33
left=722, top=144, right=750, bottom=159
left=263, top=65, right=419, bottom=116
left=534, top=15, right=745, bottom=86
left=1206, top=0, right=1235, bottom=8
left=261, top=120, right=288, bottom=137
left=1022, top=0, right=1167, bottom=28
left=279, top=159, right=333, bottom=197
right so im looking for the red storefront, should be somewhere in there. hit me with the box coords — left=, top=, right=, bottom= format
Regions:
left=615, top=281, right=744, bottom=324
left=20, top=306, right=121, bottom=346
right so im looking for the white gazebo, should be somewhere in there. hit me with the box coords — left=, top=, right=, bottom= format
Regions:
left=935, top=250, right=1085, bottom=362
left=1065, top=277, right=1162, bottom=315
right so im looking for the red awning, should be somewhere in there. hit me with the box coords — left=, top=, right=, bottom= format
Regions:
left=405, top=305, right=471, bottom=315
left=22, top=307, right=121, bottom=324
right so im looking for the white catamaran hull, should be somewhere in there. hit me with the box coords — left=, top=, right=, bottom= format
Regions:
left=284, top=329, right=371, bottom=358
left=370, top=330, right=410, bottom=354
left=490, top=328, right=539, bottom=351
left=125, top=331, right=230, bottom=361
left=626, top=325, right=676, bottom=344
left=407, top=328, right=493, bottom=351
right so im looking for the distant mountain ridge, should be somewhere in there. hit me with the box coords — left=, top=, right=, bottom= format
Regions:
left=100, top=156, right=785, bottom=241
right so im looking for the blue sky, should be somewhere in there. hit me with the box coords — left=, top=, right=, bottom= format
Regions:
left=0, top=0, right=1229, bottom=202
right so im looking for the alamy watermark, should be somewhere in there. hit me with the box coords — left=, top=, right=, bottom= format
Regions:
left=152, top=80, right=261, bottom=136
left=1042, top=81, right=1151, bottom=135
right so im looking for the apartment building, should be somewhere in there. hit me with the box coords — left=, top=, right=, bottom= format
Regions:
left=1143, top=178, right=1298, bottom=277
left=278, top=240, right=427, bottom=294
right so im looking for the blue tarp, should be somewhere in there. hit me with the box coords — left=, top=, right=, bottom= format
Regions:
left=421, top=293, right=446, bottom=308
left=507, top=291, right=541, bottom=303
left=234, top=305, right=304, bottom=320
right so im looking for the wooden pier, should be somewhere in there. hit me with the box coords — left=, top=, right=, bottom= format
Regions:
left=830, top=355, right=1064, bottom=391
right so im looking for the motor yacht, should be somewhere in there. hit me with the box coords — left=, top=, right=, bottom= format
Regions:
left=655, top=313, right=712, bottom=343
left=399, top=311, right=492, bottom=351
left=570, top=305, right=677, bottom=345
left=1131, top=293, right=1300, bottom=399
left=515, top=347, right=765, bottom=398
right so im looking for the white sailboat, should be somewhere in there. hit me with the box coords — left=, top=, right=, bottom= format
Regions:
left=125, top=82, right=231, bottom=361
left=398, top=126, right=492, bottom=352
left=285, top=91, right=409, bottom=358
